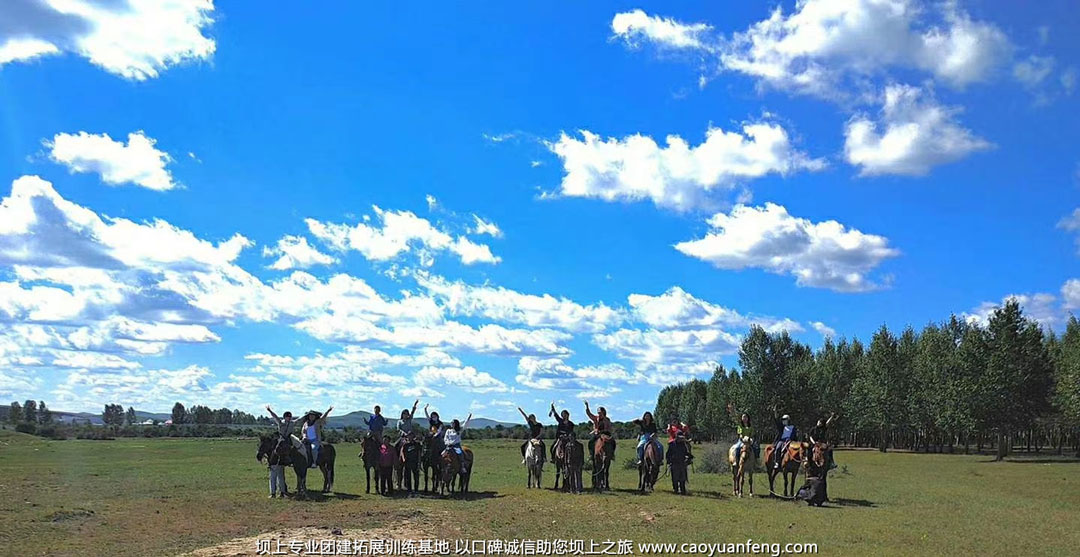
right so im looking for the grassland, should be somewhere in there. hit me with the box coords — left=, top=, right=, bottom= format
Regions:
left=0, top=429, right=1078, bottom=556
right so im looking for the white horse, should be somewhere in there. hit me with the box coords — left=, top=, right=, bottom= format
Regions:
left=728, top=435, right=756, bottom=498
left=525, top=438, right=545, bottom=488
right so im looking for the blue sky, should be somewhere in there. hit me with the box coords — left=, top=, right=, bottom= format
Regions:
left=0, top=1, right=1077, bottom=422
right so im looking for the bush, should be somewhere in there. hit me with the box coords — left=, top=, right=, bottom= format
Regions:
left=698, top=444, right=731, bottom=474
left=14, top=422, right=37, bottom=435
left=622, top=456, right=638, bottom=470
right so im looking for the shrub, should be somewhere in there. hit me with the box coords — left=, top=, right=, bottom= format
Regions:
left=697, top=444, right=732, bottom=474
left=14, top=422, right=36, bottom=435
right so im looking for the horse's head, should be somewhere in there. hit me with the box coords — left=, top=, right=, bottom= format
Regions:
left=256, top=436, right=272, bottom=462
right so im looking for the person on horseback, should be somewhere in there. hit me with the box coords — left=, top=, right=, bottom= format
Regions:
left=665, top=415, right=693, bottom=463
left=424, top=404, right=444, bottom=437
left=772, top=413, right=798, bottom=470
left=396, top=400, right=420, bottom=450
left=583, top=400, right=613, bottom=456
left=517, top=406, right=544, bottom=464
left=443, top=413, right=472, bottom=474
left=808, top=412, right=838, bottom=470
left=632, top=411, right=662, bottom=465
left=299, top=406, right=332, bottom=468
left=266, top=405, right=299, bottom=440
left=726, top=403, right=756, bottom=464
left=364, top=405, right=388, bottom=444
left=549, top=403, right=575, bottom=459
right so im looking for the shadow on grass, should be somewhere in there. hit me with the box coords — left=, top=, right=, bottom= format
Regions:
left=830, top=497, right=876, bottom=508
left=976, top=457, right=1080, bottom=464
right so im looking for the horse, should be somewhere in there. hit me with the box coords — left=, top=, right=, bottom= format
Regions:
left=728, top=435, right=756, bottom=498
left=397, top=437, right=422, bottom=493
left=667, top=435, right=691, bottom=495
left=638, top=435, right=661, bottom=493
left=551, top=436, right=568, bottom=490
left=591, top=433, right=615, bottom=492
left=764, top=440, right=806, bottom=498
left=257, top=435, right=308, bottom=497
left=796, top=441, right=830, bottom=506
left=559, top=437, right=584, bottom=494
left=359, top=435, right=382, bottom=494
left=305, top=442, right=337, bottom=493
left=440, top=447, right=474, bottom=495
left=377, top=442, right=396, bottom=495
left=524, top=438, right=545, bottom=489
left=423, top=433, right=445, bottom=493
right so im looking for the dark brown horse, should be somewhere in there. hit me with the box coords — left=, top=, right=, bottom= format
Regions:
left=559, top=437, right=584, bottom=494
left=440, top=447, right=473, bottom=495
left=591, top=433, right=615, bottom=492
left=359, top=435, right=382, bottom=494
left=765, top=441, right=806, bottom=498
left=423, top=433, right=444, bottom=493
left=396, top=438, right=422, bottom=493
left=638, top=435, right=661, bottom=492
left=257, top=435, right=307, bottom=497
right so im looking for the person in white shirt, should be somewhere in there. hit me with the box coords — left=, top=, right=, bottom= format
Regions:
left=442, top=413, right=472, bottom=473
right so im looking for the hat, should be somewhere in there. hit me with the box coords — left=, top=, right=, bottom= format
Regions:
left=306, top=410, right=322, bottom=419
left=781, top=414, right=790, bottom=420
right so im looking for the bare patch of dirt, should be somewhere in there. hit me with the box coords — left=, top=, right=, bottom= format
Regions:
left=181, top=519, right=437, bottom=556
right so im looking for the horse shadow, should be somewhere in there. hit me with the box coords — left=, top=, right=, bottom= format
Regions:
left=829, top=497, right=876, bottom=508
left=977, top=457, right=1080, bottom=464
left=285, top=491, right=362, bottom=502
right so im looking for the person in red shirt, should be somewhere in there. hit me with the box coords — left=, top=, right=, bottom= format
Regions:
left=665, top=416, right=693, bottom=462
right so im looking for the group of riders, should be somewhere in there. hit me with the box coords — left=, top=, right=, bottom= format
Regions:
left=259, top=399, right=837, bottom=498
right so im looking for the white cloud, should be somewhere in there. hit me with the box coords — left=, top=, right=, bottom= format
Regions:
left=844, top=84, right=991, bottom=176
left=470, top=215, right=502, bottom=237
left=53, top=364, right=213, bottom=409
left=627, top=286, right=801, bottom=333
left=1059, top=208, right=1080, bottom=253
left=47, top=131, right=177, bottom=190
left=413, top=365, right=509, bottom=394
left=811, top=321, right=836, bottom=337
left=717, top=0, right=1011, bottom=98
left=416, top=273, right=625, bottom=333
left=307, top=206, right=500, bottom=266
left=964, top=293, right=1063, bottom=329
left=675, top=203, right=898, bottom=292
left=1013, top=55, right=1055, bottom=88
left=516, top=356, right=636, bottom=391
left=549, top=123, right=823, bottom=211
left=0, top=0, right=215, bottom=80
left=1063, top=280, right=1080, bottom=311
left=263, top=235, right=337, bottom=270
left=611, top=9, right=714, bottom=51
left=592, top=328, right=735, bottom=382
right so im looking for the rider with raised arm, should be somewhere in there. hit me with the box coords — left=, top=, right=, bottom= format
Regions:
left=517, top=407, right=544, bottom=464
left=549, top=402, right=575, bottom=459
left=727, top=403, right=756, bottom=463
left=808, top=412, right=838, bottom=469
left=584, top=400, right=613, bottom=457
left=266, top=405, right=299, bottom=440
left=424, top=404, right=444, bottom=437
left=632, top=411, right=662, bottom=465
left=364, top=405, right=388, bottom=444
left=299, top=406, right=333, bottom=468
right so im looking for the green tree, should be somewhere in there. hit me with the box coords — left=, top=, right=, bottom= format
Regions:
left=171, top=402, right=187, bottom=424
left=8, top=402, right=21, bottom=424
left=125, top=406, right=137, bottom=426
left=1053, top=317, right=1080, bottom=451
left=850, top=325, right=907, bottom=452
left=102, top=404, right=124, bottom=426
left=37, top=401, right=52, bottom=425
left=22, top=400, right=37, bottom=424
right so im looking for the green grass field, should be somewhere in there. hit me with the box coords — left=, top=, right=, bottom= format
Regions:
left=1, top=430, right=1078, bottom=556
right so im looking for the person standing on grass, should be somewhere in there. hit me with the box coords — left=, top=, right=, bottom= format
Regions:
left=299, top=406, right=332, bottom=468
left=665, top=415, right=693, bottom=462
left=517, top=407, right=544, bottom=464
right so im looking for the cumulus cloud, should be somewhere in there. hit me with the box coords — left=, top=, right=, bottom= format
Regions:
left=964, top=292, right=1063, bottom=329
left=516, top=356, right=636, bottom=391
left=1059, top=208, right=1080, bottom=253
left=0, top=0, right=216, bottom=80
left=307, top=207, right=500, bottom=266
left=844, top=84, right=992, bottom=176
left=548, top=124, right=823, bottom=211
left=416, top=273, right=625, bottom=333
left=811, top=321, right=837, bottom=337
left=1063, top=280, right=1080, bottom=311
left=592, top=328, right=735, bottom=382
left=262, top=235, right=338, bottom=270
left=470, top=215, right=502, bottom=237
left=628, top=286, right=801, bottom=333
left=47, top=131, right=177, bottom=190
left=412, top=365, right=509, bottom=394
left=714, top=0, right=1010, bottom=98
left=611, top=9, right=715, bottom=51
left=675, top=203, right=898, bottom=292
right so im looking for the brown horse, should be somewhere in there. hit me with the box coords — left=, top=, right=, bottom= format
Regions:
left=591, top=434, right=615, bottom=492
left=764, top=441, right=806, bottom=498
left=359, top=435, right=384, bottom=494
left=560, top=437, right=584, bottom=494
left=728, top=436, right=756, bottom=498
left=638, top=435, right=661, bottom=493
left=440, top=447, right=474, bottom=495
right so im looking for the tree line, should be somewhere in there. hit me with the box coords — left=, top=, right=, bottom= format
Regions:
left=654, top=301, right=1080, bottom=460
